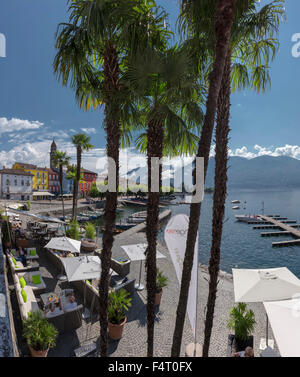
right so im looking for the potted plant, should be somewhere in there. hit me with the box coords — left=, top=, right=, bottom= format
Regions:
left=23, top=311, right=58, bottom=357
left=66, top=220, right=80, bottom=240
left=81, top=222, right=97, bottom=252
left=227, top=302, right=256, bottom=354
left=108, top=289, right=132, bottom=340
left=155, top=269, right=168, bottom=306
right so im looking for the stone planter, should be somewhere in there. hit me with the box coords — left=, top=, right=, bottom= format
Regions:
left=108, top=317, right=127, bottom=340
left=28, top=345, right=49, bottom=357
left=81, top=239, right=97, bottom=252
left=155, top=290, right=163, bottom=306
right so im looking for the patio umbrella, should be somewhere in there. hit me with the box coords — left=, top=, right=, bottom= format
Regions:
left=45, top=237, right=81, bottom=255
left=232, top=267, right=300, bottom=349
left=61, top=255, right=101, bottom=282
left=61, top=255, right=102, bottom=320
left=264, top=297, right=300, bottom=357
left=121, top=243, right=166, bottom=290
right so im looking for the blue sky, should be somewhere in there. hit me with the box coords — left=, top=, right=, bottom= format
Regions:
left=0, top=0, right=300, bottom=172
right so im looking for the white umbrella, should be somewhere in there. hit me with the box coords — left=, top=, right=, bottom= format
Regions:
left=264, top=297, right=300, bottom=357
left=61, top=256, right=101, bottom=282
left=45, top=237, right=81, bottom=255
left=232, top=267, right=300, bottom=349
left=61, top=255, right=102, bottom=320
left=121, top=243, right=165, bottom=290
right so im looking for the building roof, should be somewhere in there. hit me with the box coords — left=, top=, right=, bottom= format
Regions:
left=46, top=168, right=59, bottom=175
left=14, top=162, right=37, bottom=169
left=0, top=169, right=33, bottom=176
left=15, top=163, right=48, bottom=171
left=81, top=168, right=98, bottom=175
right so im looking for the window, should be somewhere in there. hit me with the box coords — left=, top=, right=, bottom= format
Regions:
left=26, top=181, right=30, bottom=186
left=36, top=172, right=40, bottom=178
left=6, top=179, right=10, bottom=185
left=15, top=179, right=17, bottom=186
left=21, top=180, right=24, bottom=186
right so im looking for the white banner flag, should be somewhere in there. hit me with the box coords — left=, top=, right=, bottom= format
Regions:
left=164, top=214, right=199, bottom=339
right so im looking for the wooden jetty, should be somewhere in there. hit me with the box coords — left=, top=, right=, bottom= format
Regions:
left=259, top=215, right=300, bottom=247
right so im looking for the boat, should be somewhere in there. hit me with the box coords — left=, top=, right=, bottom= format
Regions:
left=127, top=217, right=146, bottom=224
left=235, top=215, right=261, bottom=223
left=232, top=206, right=240, bottom=210
left=114, top=222, right=136, bottom=230
left=231, top=200, right=241, bottom=204
left=129, top=211, right=147, bottom=218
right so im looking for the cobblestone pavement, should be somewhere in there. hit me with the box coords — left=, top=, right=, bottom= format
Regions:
left=10, top=230, right=278, bottom=357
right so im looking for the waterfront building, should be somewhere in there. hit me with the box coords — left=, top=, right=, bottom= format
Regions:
left=0, top=168, right=33, bottom=200
left=47, top=168, right=60, bottom=195
left=12, top=162, right=49, bottom=191
left=80, top=168, right=98, bottom=197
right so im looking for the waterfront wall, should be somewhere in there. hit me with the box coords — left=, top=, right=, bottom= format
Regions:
left=0, top=232, right=15, bottom=357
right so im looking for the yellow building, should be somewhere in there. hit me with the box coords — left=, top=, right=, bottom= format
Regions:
left=13, top=163, right=49, bottom=191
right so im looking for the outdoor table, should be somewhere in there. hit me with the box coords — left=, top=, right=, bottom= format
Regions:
left=40, top=292, right=60, bottom=308
left=121, top=243, right=166, bottom=291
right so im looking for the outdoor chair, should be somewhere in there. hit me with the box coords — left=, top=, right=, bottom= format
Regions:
left=64, top=304, right=83, bottom=332
left=47, top=312, right=66, bottom=333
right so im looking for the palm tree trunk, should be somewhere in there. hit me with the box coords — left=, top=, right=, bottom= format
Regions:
left=59, top=164, right=65, bottom=220
left=171, top=0, right=236, bottom=357
left=146, top=118, right=164, bottom=357
left=75, top=146, right=82, bottom=220
left=99, top=40, right=120, bottom=358
left=202, top=52, right=231, bottom=357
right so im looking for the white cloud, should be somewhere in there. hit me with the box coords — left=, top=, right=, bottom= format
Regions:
left=0, top=117, right=43, bottom=134
left=80, top=127, right=97, bottom=134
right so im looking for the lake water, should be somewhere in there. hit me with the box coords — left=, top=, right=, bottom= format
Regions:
left=95, top=189, right=300, bottom=278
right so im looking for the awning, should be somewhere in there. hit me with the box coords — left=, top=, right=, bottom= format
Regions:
left=264, top=298, right=300, bottom=357
left=33, top=191, right=55, bottom=196
left=7, top=207, right=65, bottom=224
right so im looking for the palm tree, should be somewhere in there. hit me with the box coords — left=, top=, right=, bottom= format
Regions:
left=54, top=0, right=169, bottom=356
left=125, top=45, right=204, bottom=356
left=71, top=133, right=94, bottom=220
left=52, top=150, right=70, bottom=221
left=202, top=0, right=284, bottom=356
left=66, top=164, right=78, bottom=206
left=171, top=0, right=238, bottom=357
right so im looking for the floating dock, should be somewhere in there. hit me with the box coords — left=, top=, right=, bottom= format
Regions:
left=258, top=215, right=300, bottom=248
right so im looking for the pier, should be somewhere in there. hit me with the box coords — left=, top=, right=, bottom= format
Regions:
left=258, top=215, right=300, bottom=247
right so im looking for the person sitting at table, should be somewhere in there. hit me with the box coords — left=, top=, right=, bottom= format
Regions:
left=16, top=247, right=28, bottom=267
left=64, top=293, right=77, bottom=312
left=234, top=346, right=254, bottom=358
left=44, top=301, right=63, bottom=318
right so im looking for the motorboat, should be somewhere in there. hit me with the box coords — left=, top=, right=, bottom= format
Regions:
left=231, top=200, right=241, bottom=204
left=235, top=214, right=261, bottom=223
left=232, top=206, right=240, bottom=210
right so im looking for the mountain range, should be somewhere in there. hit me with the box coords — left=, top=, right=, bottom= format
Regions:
left=126, top=156, right=300, bottom=190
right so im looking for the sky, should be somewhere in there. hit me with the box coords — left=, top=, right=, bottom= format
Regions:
left=0, top=0, right=300, bottom=174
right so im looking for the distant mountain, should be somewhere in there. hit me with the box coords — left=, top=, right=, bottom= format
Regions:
left=206, top=155, right=300, bottom=189
left=126, top=156, right=300, bottom=190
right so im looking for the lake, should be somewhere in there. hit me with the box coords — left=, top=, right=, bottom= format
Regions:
left=95, top=189, right=300, bottom=278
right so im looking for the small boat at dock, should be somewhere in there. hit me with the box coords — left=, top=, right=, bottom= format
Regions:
left=235, top=214, right=261, bottom=223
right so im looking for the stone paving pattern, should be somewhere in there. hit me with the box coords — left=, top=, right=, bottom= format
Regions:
left=8, top=229, right=278, bottom=357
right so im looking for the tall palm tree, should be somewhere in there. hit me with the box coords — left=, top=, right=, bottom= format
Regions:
left=67, top=164, right=78, bottom=206
left=171, top=0, right=238, bottom=357
left=52, top=150, right=70, bottom=221
left=202, top=0, right=284, bottom=356
left=71, top=133, right=94, bottom=220
left=125, top=46, right=204, bottom=356
left=54, top=0, right=169, bottom=356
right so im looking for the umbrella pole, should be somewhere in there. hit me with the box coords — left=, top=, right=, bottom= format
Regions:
left=135, top=260, right=144, bottom=291
left=266, top=313, right=269, bottom=348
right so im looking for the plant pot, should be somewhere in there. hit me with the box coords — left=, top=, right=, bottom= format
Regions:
left=155, top=290, right=163, bottom=306
left=108, top=317, right=127, bottom=340
left=28, top=345, right=49, bottom=357
left=81, top=239, right=97, bottom=252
